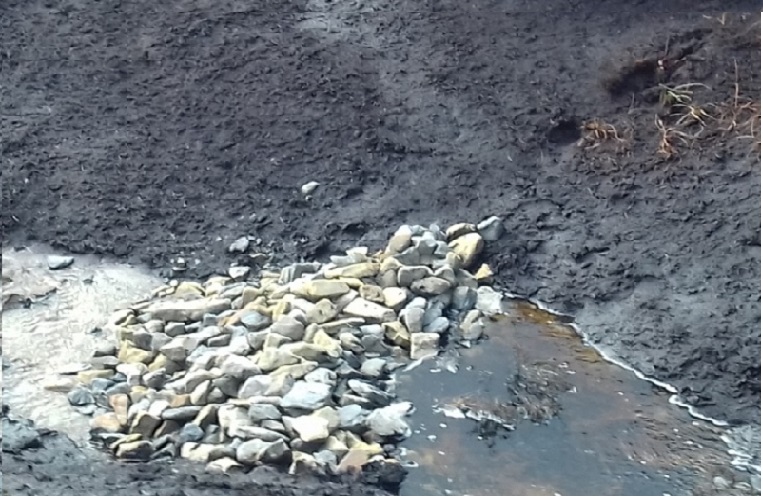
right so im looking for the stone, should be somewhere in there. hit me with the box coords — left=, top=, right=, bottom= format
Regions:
left=324, top=262, right=380, bottom=279
left=229, top=237, right=250, bottom=253
left=343, top=298, right=396, bottom=323
left=256, top=348, right=299, bottom=372
left=248, top=404, right=282, bottom=422
left=347, top=379, right=394, bottom=406
left=280, top=342, right=331, bottom=363
left=47, top=255, right=75, bottom=270
left=384, top=225, right=413, bottom=255
left=206, top=456, right=244, bottom=475
left=410, top=333, right=440, bottom=359
left=271, top=316, right=305, bottom=340
left=445, top=222, right=476, bottom=241
left=460, top=309, right=484, bottom=340
left=270, top=361, right=318, bottom=381
left=301, top=181, right=320, bottom=195
left=338, top=405, right=367, bottom=432
left=224, top=334, right=252, bottom=355
left=178, top=424, right=206, bottom=444
left=68, top=387, right=95, bottom=406
left=337, top=448, right=374, bottom=473
left=193, top=404, right=219, bottom=428
left=164, top=322, right=187, bottom=337
left=77, top=369, right=115, bottom=384
left=93, top=342, right=118, bottom=357
left=475, top=286, right=503, bottom=316
left=148, top=298, right=231, bottom=323
left=228, top=422, right=286, bottom=442
left=90, top=413, right=124, bottom=433
left=383, top=321, right=410, bottom=349
left=109, top=393, right=130, bottom=425
left=324, top=435, right=350, bottom=458
left=477, top=216, right=504, bottom=241
left=262, top=332, right=291, bottom=349
left=115, top=440, right=152, bottom=461
left=130, top=412, right=161, bottom=438
left=281, top=381, right=332, bottom=411
left=180, top=442, right=219, bottom=462
left=411, top=277, right=451, bottom=296
left=448, top=232, right=484, bottom=268
left=238, top=375, right=273, bottom=398
left=397, top=266, right=432, bottom=287
left=240, top=310, right=271, bottom=331
left=289, top=451, right=319, bottom=474
left=303, top=367, right=337, bottom=386
left=359, top=284, right=385, bottom=304
left=475, top=263, right=494, bottom=283
left=423, top=316, right=450, bottom=334
left=365, top=402, right=413, bottom=438
left=305, top=299, right=339, bottom=324
left=339, top=332, right=363, bottom=353
left=286, top=414, right=330, bottom=443
left=280, top=262, right=322, bottom=284
left=220, top=355, right=260, bottom=379
left=360, top=358, right=387, bottom=378
left=213, top=376, right=241, bottom=398
left=312, top=329, right=343, bottom=357
left=162, top=406, right=202, bottom=421
left=247, top=330, right=269, bottom=351
left=228, top=266, right=250, bottom=280
left=291, top=280, right=350, bottom=301
left=264, top=373, right=296, bottom=397
left=207, top=387, right=227, bottom=404
left=190, top=380, right=212, bottom=405
left=399, top=307, right=424, bottom=333
left=160, top=335, right=202, bottom=362
left=406, top=297, right=428, bottom=310
left=236, top=439, right=288, bottom=465
left=452, top=286, right=477, bottom=311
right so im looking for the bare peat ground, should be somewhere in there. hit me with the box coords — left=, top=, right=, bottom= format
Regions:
left=1, top=0, right=761, bottom=494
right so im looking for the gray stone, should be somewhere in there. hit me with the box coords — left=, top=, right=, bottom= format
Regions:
left=238, top=375, right=273, bottom=399
left=477, top=216, right=504, bottom=241
left=236, top=439, right=288, bottom=465
left=160, top=335, right=203, bottom=362
left=347, top=379, right=394, bottom=406
left=206, top=456, right=245, bottom=475
left=256, top=348, right=299, bottom=372
left=247, top=330, right=269, bottom=351
left=360, top=358, right=387, bottom=378
left=130, top=330, right=153, bottom=351
left=314, top=449, right=338, bottom=468
left=405, top=297, right=428, bottom=310
left=213, top=376, right=242, bottom=398
left=190, top=380, right=212, bottom=405
left=342, top=298, right=396, bottom=323
left=207, top=387, right=227, bottom=404
left=47, top=255, right=74, bottom=270
left=228, top=237, right=250, bottom=254
left=452, top=286, right=477, bottom=311
left=411, top=277, right=451, bottom=296
left=144, top=370, right=167, bottom=390
left=240, top=310, right=271, bottom=331
left=217, top=405, right=249, bottom=433
left=423, top=316, right=450, bottom=334
left=271, top=316, right=306, bottom=341
left=93, top=342, right=118, bottom=357
left=207, top=334, right=231, bottom=347
left=115, top=440, right=152, bottom=461
left=303, top=368, right=337, bottom=386
left=397, top=266, right=432, bottom=287
left=460, top=309, right=484, bottom=340
left=226, top=334, right=252, bottom=355
left=177, top=423, right=205, bottom=443
left=262, top=332, right=291, bottom=350
left=162, top=406, right=202, bottom=421
left=248, top=404, right=282, bottom=422
left=281, top=381, right=332, bottom=411
left=150, top=333, right=172, bottom=351
left=229, top=423, right=286, bottom=442
left=220, top=355, right=260, bottom=379
left=475, top=286, right=503, bottom=316
left=400, top=307, right=424, bottom=333
left=410, top=332, right=440, bottom=359
left=164, top=322, right=187, bottom=337
left=90, top=355, right=120, bottom=369
left=365, top=402, right=413, bottom=438
left=68, top=387, right=95, bottom=406
left=338, top=405, right=367, bottom=432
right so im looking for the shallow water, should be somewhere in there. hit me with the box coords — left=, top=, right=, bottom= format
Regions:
left=1, top=247, right=756, bottom=495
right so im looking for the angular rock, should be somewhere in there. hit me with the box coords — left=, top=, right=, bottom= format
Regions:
left=411, top=277, right=451, bottom=296
left=381, top=287, right=409, bottom=311
left=228, top=237, right=250, bottom=254
left=115, top=440, right=152, bottom=461
left=338, top=405, right=367, bottom=432
left=410, top=332, right=440, bottom=359
left=238, top=375, right=273, bottom=399
left=180, top=442, right=219, bottom=462
left=423, top=316, right=450, bottom=334
left=90, top=413, right=124, bottom=433
left=178, top=424, right=206, bottom=444
left=220, top=354, right=260, bottom=379
left=477, top=216, right=504, bottom=241
left=445, top=222, right=476, bottom=241
left=239, top=310, right=271, bottom=331
left=365, top=402, right=413, bottom=438
left=148, top=298, right=231, bottom=323
left=286, top=414, right=330, bottom=443
left=162, top=406, right=202, bottom=421
left=452, top=286, right=477, bottom=311
left=383, top=321, right=410, bottom=349
left=476, top=286, right=503, bottom=316
left=399, top=307, right=424, bottom=333
left=130, top=412, right=161, bottom=438
left=448, top=232, right=484, bottom=268
left=281, top=381, right=332, bottom=411
left=256, top=348, right=299, bottom=372
left=305, top=299, right=339, bottom=324
left=397, top=266, right=432, bottom=287
left=304, top=367, right=337, bottom=386
left=270, top=361, right=318, bottom=382
left=360, top=358, right=387, bottom=378
left=262, top=332, right=291, bottom=350
left=460, top=309, right=484, bottom=340
left=270, top=316, right=305, bottom=341
left=47, top=255, right=75, bottom=270
left=68, top=387, right=95, bottom=406
left=347, top=379, right=394, bottom=406
left=343, top=298, right=396, bottom=323
left=164, top=322, right=187, bottom=337
left=236, top=439, right=288, bottom=465
left=206, top=456, right=244, bottom=475
left=248, top=404, right=282, bottom=422
left=291, top=280, right=350, bottom=301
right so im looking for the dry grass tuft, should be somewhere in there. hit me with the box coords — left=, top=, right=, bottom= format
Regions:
left=577, top=119, right=630, bottom=152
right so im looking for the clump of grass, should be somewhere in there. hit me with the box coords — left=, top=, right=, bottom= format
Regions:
left=710, top=59, right=761, bottom=152
left=654, top=115, right=697, bottom=159
left=577, top=119, right=629, bottom=152
left=658, top=82, right=711, bottom=108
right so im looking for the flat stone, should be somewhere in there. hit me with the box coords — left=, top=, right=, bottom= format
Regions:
left=343, top=298, right=396, bottom=323
left=280, top=342, right=331, bottom=363
left=262, top=332, right=291, bottom=349
left=448, top=232, right=484, bottom=268
left=411, top=277, right=451, bottom=296
left=77, top=369, right=115, bottom=384
left=291, top=280, right=350, bottom=301
left=445, top=223, right=476, bottom=241
left=475, top=286, right=503, bottom=316
left=423, top=316, right=450, bottom=334
left=90, top=413, right=124, bottom=433
left=359, top=284, right=385, bottom=304
left=162, top=406, right=202, bottom=421
left=190, top=380, right=212, bottom=405
left=148, top=298, right=231, bottom=323
left=339, top=332, right=363, bottom=353
left=164, top=322, right=187, bottom=337
left=384, top=226, right=413, bottom=255
left=305, top=299, right=339, bottom=324
left=238, top=375, right=273, bottom=398
left=337, top=448, right=373, bottom=473
left=270, top=361, right=318, bottom=381
left=477, top=216, right=504, bottom=241
left=41, top=376, right=77, bottom=393
left=180, top=442, right=219, bottom=462
left=47, top=255, right=74, bottom=270
left=281, top=381, right=332, bottom=411
left=193, top=404, right=219, bottom=428
left=236, top=439, right=288, bottom=465
left=324, top=262, right=380, bottom=279
left=410, top=332, right=440, bottom=359
left=229, top=424, right=285, bottom=442
left=240, top=310, right=271, bottom=331
left=360, top=358, right=387, bottom=378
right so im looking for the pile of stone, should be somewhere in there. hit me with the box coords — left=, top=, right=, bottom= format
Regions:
left=67, top=219, right=506, bottom=476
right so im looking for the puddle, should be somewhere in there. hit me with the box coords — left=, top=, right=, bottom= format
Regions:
left=2, top=247, right=758, bottom=495
left=2, top=245, right=162, bottom=441
left=396, top=300, right=754, bottom=496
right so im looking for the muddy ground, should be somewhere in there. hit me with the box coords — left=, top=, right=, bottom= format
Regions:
left=1, top=0, right=761, bottom=494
